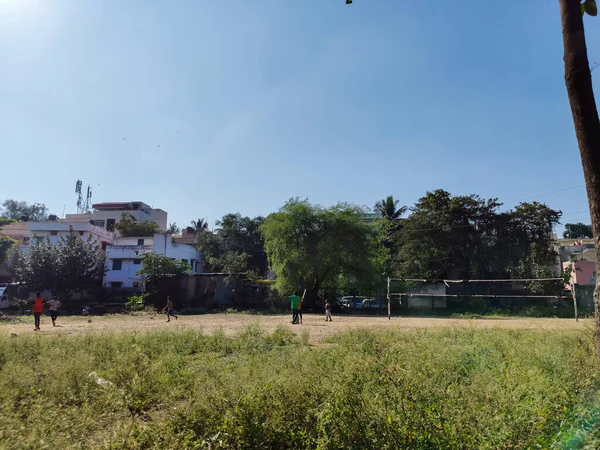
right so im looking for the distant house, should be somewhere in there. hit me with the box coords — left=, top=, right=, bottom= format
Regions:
left=65, top=201, right=168, bottom=233
left=104, top=233, right=203, bottom=289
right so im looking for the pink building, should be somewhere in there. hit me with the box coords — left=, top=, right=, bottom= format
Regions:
left=563, top=260, right=597, bottom=286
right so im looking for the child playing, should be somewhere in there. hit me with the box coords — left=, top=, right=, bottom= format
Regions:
left=325, top=300, right=332, bottom=322
left=163, top=296, right=178, bottom=322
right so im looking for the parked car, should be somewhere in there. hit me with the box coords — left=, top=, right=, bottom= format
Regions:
left=340, top=296, right=365, bottom=311
left=363, top=298, right=386, bottom=309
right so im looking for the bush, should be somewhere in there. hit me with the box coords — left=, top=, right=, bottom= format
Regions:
left=125, top=295, right=146, bottom=312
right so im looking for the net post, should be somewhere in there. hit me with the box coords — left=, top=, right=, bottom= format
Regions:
left=387, top=277, right=391, bottom=320
left=571, top=283, right=579, bottom=322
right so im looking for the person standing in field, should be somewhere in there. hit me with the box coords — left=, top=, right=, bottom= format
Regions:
left=289, top=291, right=301, bottom=324
left=298, top=296, right=303, bottom=325
left=32, top=292, right=45, bottom=331
left=325, top=299, right=332, bottom=322
left=163, top=296, right=178, bottom=322
left=45, top=298, right=62, bottom=327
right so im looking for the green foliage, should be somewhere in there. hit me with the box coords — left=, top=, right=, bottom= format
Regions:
left=0, top=326, right=598, bottom=448
left=137, top=252, right=190, bottom=282
left=0, top=235, right=16, bottom=264
left=196, top=213, right=267, bottom=279
left=374, top=195, right=407, bottom=220
left=166, top=223, right=180, bottom=234
left=584, top=0, right=598, bottom=16
left=563, top=222, right=593, bottom=238
left=116, top=212, right=161, bottom=237
left=0, top=199, right=49, bottom=221
left=14, top=230, right=105, bottom=297
left=391, top=190, right=562, bottom=287
left=261, top=199, right=385, bottom=297
left=125, top=295, right=146, bottom=311
left=191, top=218, right=209, bottom=231
left=0, top=217, right=16, bottom=227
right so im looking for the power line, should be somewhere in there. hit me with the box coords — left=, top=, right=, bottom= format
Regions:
left=504, top=184, right=585, bottom=205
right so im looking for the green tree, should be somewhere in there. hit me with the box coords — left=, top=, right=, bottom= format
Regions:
left=391, top=191, right=561, bottom=285
left=191, top=218, right=209, bottom=231
left=55, top=231, right=106, bottom=297
left=1, top=200, right=49, bottom=221
left=196, top=213, right=267, bottom=277
left=14, top=238, right=60, bottom=293
left=0, top=236, right=16, bottom=265
left=167, top=223, right=180, bottom=234
left=115, top=212, right=161, bottom=237
left=563, top=222, right=593, bottom=239
left=374, top=195, right=407, bottom=220
left=137, top=252, right=190, bottom=299
left=0, top=217, right=16, bottom=227
left=14, top=231, right=105, bottom=298
left=261, top=199, right=385, bottom=304
left=557, top=0, right=600, bottom=360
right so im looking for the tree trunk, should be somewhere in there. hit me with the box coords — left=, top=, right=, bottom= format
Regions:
left=559, top=0, right=600, bottom=360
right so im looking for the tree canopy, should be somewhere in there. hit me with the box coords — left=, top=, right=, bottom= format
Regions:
left=390, top=190, right=562, bottom=285
left=1, top=200, right=49, bottom=222
left=0, top=236, right=16, bottom=265
left=563, top=222, right=593, bottom=239
left=261, top=199, right=385, bottom=302
left=196, top=213, right=267, bottom=278
left=115, top=212, right=161, bottom=237
left=14, top=230, right=105, bottom=298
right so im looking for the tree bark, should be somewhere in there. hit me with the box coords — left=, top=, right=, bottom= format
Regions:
left=559, top=0, right=600, bottom=360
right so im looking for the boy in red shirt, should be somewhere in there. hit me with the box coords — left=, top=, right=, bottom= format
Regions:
left=32, top=292, right=45, bottom=331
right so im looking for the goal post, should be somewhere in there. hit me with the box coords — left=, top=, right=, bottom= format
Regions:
left=386, top=277, right=578, bottom=321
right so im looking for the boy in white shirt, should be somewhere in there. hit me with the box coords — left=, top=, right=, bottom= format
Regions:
left=45, top=299, right=62, bottom=326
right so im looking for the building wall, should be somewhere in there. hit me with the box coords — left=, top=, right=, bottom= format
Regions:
left=104, top=233, right=203, bottom=288
left=563, top=260, right=597, bottom=286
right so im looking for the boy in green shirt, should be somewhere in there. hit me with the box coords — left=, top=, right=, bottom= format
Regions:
left=289, top=291, right=301, bottom=324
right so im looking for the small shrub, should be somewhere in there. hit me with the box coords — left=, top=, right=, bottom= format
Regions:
left=125, top=295, right=146, bottom=312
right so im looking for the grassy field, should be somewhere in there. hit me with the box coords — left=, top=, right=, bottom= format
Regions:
left=1, top=316, right=600, bottom=449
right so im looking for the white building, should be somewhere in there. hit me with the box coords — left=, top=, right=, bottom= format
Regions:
left=65, top=201, right=168, bottom=233
left=25, top=221, right=115, bottom=250
left=104, top=233, right=203, bottom=288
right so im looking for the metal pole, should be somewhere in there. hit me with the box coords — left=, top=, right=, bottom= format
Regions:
left=571, top=283, right=579, bottom=322
left=387, top=277, right=391, bottom=320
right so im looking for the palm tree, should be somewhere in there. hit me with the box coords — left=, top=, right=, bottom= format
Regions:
left=374, top=196, right=407, bottom=220
left=167, top=223, right=180, bottom=234
left=191, top=218, right=209, bottom=232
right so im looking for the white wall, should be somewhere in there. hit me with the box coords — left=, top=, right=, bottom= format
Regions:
left=104, top=233, right=203, bottom=288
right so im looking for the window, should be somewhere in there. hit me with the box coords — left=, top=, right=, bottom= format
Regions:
left=101, top=243, right=107, bottom=251
left=107, top=218, right=116, bottom=232
left=137, top=239, right=144, bottom=246
left=22, top=237, right=30, bottom=244
left=133, top=259, right=141, bottom=265
left=112, top=259, right=122, bottom=270
left=94, top=220, right=105, bottom=228
left=50, top=231, right=58, bottom=236
left=111, top=282, right=122, bottom=288
left=79, top=231, right=85, bottom=236
left=181, top=259, right=188, bottom=264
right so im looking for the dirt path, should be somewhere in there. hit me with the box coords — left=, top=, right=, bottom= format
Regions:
left=0, top=312, right=591, bottom=344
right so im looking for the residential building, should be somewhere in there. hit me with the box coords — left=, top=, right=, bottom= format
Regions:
left=104, top=233, right=203, bottom=288
left=553, top=235, right=596, bottom=275
left=25, top=221, right=114, bottom=251
left=65, top=201, right=168, bottom=233
left=563, top=260, right=596, bottom=286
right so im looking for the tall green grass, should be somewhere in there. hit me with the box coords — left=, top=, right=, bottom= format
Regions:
left=0, top=324, right=599, bottom=449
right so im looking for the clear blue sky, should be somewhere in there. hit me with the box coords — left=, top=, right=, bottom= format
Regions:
left=0, top=0, right=596, bottom=232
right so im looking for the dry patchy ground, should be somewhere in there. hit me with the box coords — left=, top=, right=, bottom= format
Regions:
left=0, top=312, right=591, bottom=344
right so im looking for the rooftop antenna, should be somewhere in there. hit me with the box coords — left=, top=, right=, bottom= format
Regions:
left=75, top=180, right=84, bottom=214
left=75, top=180, right=93, bottom=214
